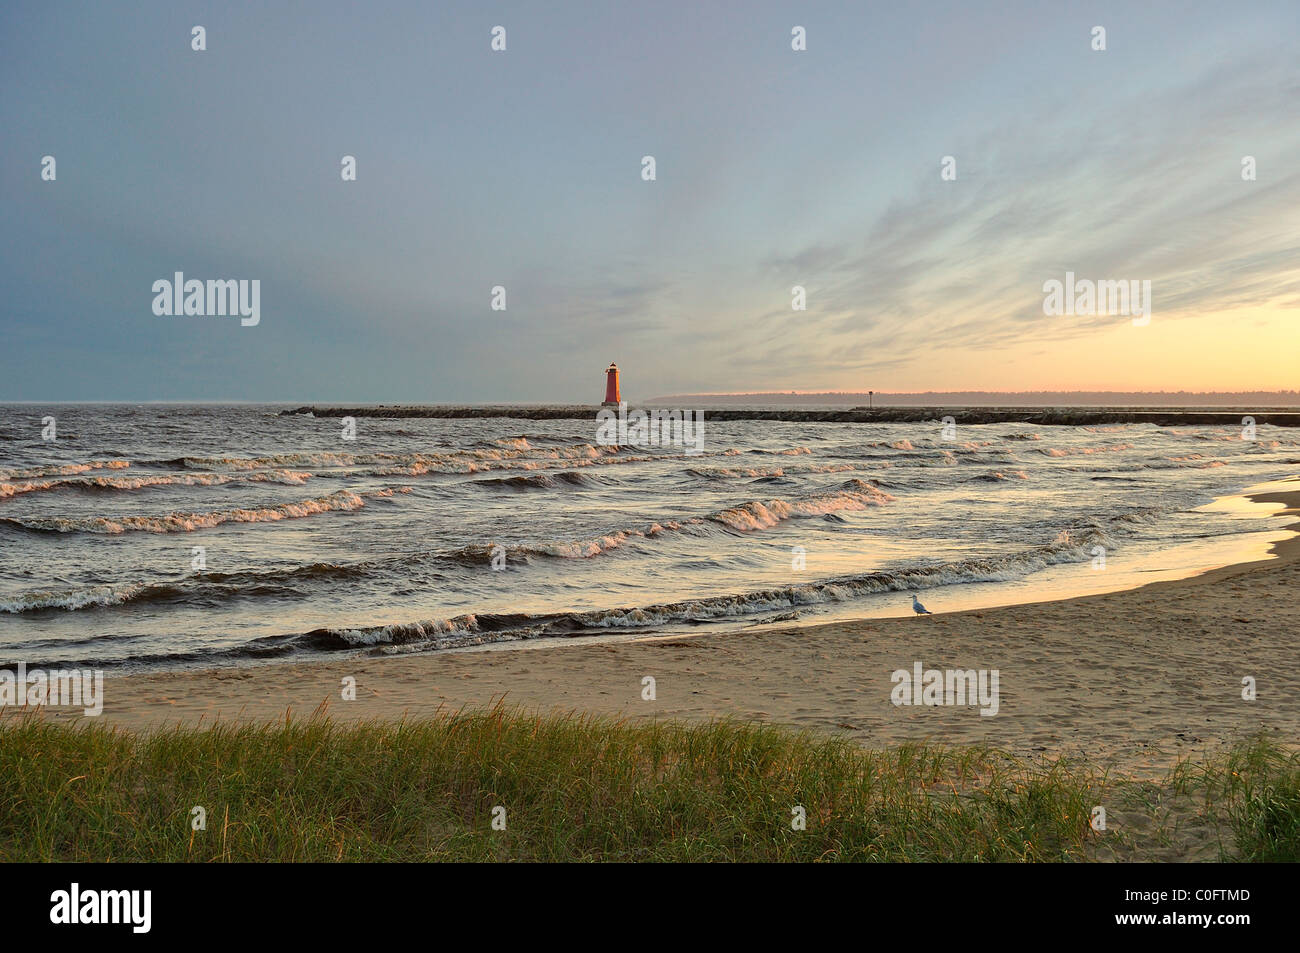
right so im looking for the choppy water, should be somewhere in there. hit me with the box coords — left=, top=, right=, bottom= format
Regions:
left=1, top=404, right=1296, bottom=671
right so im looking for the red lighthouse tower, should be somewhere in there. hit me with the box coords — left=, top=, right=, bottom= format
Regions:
left=602, top=363, right=621, bottom=406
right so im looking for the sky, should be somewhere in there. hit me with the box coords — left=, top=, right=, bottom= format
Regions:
left=2, top=0, right=1297, bottom=402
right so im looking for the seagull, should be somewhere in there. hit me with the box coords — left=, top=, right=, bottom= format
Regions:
left=911, top=595, right=933, bottom=616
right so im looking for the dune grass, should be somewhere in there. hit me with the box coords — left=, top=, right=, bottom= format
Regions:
left=1168, top=736, right=1300, bottom=862
left=0, top=708, right=1293, bottom=862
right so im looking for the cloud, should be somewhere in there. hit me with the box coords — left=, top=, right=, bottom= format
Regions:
left=736, top=47, right=1300, bottom=382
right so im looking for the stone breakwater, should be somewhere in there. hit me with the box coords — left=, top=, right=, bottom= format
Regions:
left=280, top=406, right=1300, bottom=426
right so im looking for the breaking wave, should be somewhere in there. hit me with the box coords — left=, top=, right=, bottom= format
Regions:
left=686, top=462, right=859, bottom=480
left=0, top=488, right=406, bottom=535
left=0, top=460, right=130, bottom=480
left=470, top=471, right=592, bottom=491
left=290, top=524, right=1118, bottom=653
left=710, top=479, right=893, bottom=531
left=1036, top=443, right=1134, bottom=457
left=0, top=469, right=311, bottom=499
left=0, top=561, right=395, bottom=614
left=449, top=479, right=895, bottom=560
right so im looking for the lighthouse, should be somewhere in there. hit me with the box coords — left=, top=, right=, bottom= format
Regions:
left=602, top=363, right=621, bottom=406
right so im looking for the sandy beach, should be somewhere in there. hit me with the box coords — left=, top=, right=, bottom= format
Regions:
left=18, top=481, right=1291, bottom=777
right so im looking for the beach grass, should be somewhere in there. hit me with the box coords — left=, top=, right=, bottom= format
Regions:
left=0, top=708, right=1294, bottom=862
left=1167, top=736, right=1300, bottom=862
